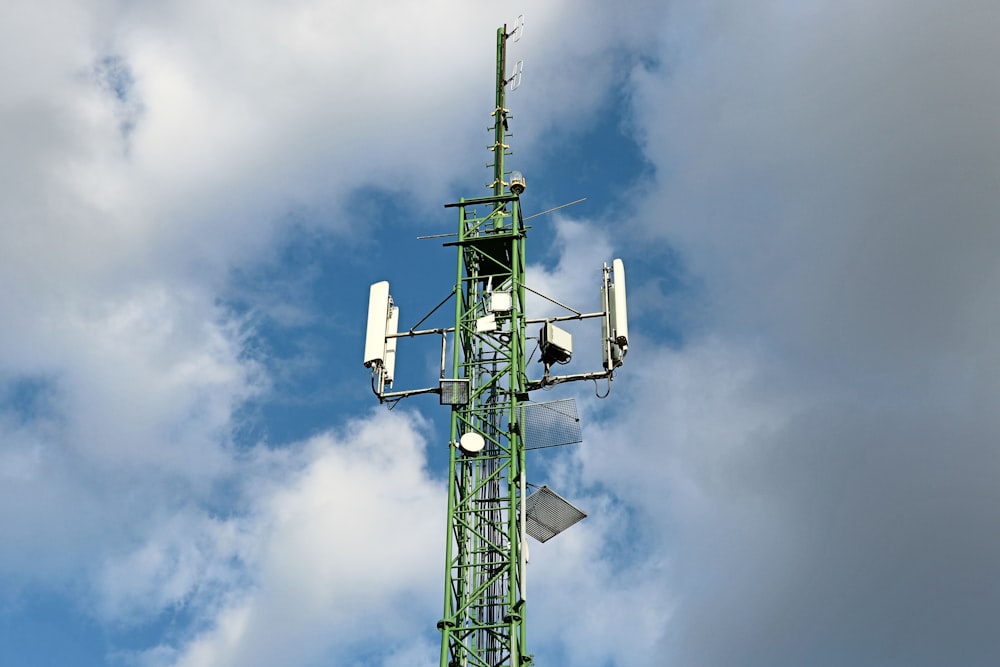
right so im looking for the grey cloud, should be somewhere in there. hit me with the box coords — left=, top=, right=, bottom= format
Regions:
left=659, top=400, right=1000, bottom=667
left=600, top=2, right=1000, bottom=665
left=632, top=1, right=1000, bottom=380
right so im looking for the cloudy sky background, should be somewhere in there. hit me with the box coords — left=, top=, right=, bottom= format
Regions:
left=3, top=1, right=1000, bottom=665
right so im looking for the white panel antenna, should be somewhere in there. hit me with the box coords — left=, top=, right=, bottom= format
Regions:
left=601, top=285, right=613, bottom=371
left=601, top=259, right=630, bottom=371
left=383, top=302, right=399, bottom=387
left=364, top=281, right=400, bottom=389
left=364, top=281, right=391, bottom=368
left=487, top=291, right=511, bottom=313
left=611, top=258, right=629, bottom=350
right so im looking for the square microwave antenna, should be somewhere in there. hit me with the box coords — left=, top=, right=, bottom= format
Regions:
left=519, top=398, right=582, bottom=450
left=539, top=322, right=573, bottom=365
left=487, top=291, right=512, bottom=313
left=476, top=313, right=497, bottom=333
left=439, top=378, right=470, bottom=406
left=524, top=485, right=586, bottom=543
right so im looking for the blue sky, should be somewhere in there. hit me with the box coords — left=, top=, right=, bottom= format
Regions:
left=3, top=1, right=1000, bottom=666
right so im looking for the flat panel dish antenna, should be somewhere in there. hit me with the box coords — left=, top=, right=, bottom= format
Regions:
left=439, top=379, right=470, bottom=406
left=524, top=486, right=586, bottom=542
left=520, top=399, right=582, bottom=450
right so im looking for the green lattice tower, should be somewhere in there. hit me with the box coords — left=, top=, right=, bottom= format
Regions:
left=437, top=25, right=531, bottom=667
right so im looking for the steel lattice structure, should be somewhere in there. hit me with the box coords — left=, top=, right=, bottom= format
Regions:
left=437, top=24, right=530, bottom=667
left=365, top=20, right=629, bottom=667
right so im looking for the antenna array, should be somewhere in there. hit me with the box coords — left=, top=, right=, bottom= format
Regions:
left=361, top=18, right=630, bottom=666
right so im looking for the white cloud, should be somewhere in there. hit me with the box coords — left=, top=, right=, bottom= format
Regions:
left=582, top=340, right=786, bottom=517
left=95, top=508, right=252, bottom=624
left=99, top=409, right=443, bottom=667
left=0, top=286, right=259, bottom=585
left=378, top=637, right=439, bottom=667
left=527, top=217, right=612, bottom=318
left=527, top=492, right=673, bottom=667
left=59, top=285, right=260, bottom=470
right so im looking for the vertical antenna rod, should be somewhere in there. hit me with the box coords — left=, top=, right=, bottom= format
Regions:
left=493, top=25, right=508, bottom=198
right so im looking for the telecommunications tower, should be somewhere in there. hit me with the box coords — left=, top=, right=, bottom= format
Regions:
left=362, top=18, right=630, bottom=667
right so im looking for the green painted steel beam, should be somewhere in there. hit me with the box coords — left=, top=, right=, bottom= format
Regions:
left=439, top=24, right=530, bottom=667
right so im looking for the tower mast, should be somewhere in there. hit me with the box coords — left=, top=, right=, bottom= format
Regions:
left=438, top=23, right=530, bottom=667
left=364, top=18, right=628, bottom=665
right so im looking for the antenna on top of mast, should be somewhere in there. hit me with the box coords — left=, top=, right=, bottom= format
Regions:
left=509, top=14, right=525, bottom=42
left=490, top=18, right=525, bottom=196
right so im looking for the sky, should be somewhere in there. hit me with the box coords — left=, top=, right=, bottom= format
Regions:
left=2, top=1, right=1000, bottom=665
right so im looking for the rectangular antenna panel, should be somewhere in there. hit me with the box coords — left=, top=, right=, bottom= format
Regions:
left=524, top=486, right=587, bottom=543
left=611, top=258, right=629, bottom=348
left=520, top=399, right=582, bottom=450
left=364, top=281, right=391, bottom=367
left=601, top=279, right=613, bottom=371
left=487, top=291, right=512, bottom=313
left=541, top=321, right=573, bottom=362
left=602, top=259, right=629, bottom=371
left=476, top=313, right=498, bottom=333
left=383, top=304, right=399, bottom=386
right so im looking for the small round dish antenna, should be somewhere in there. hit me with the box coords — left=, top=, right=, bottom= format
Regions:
left=458, top=432, right=486, bottom=454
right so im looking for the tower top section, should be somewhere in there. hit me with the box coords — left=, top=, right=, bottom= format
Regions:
left=489, top=18, right=524, bottom=197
